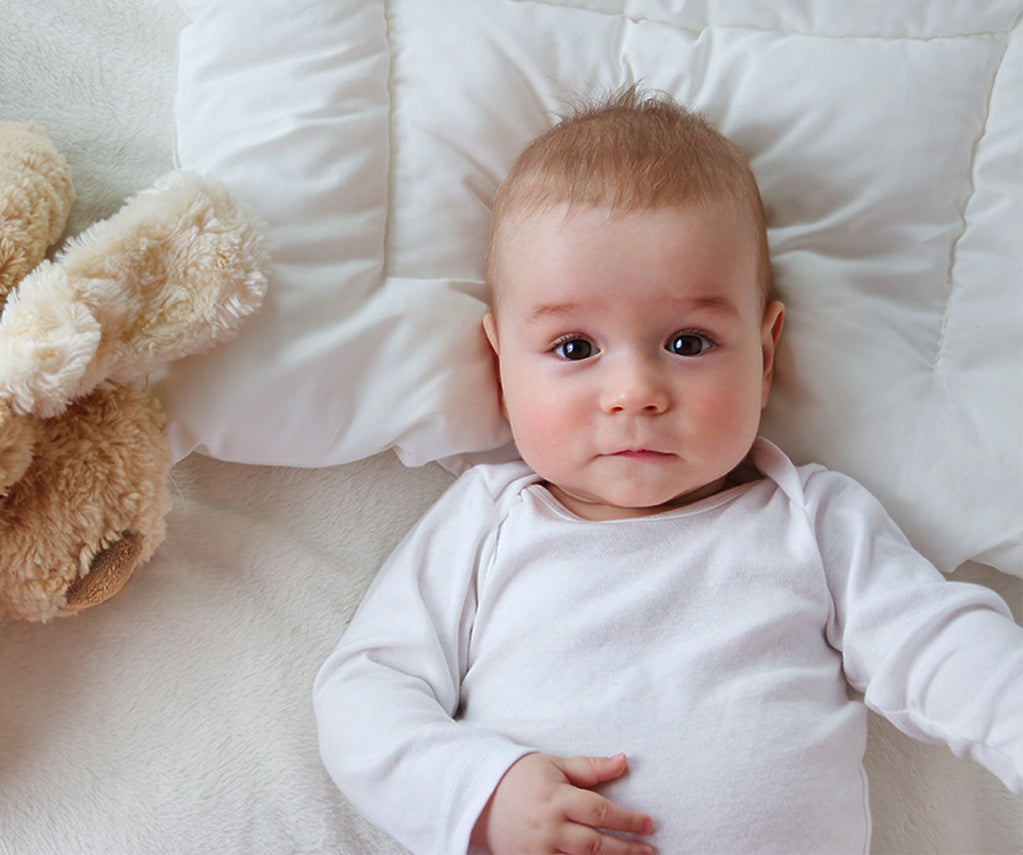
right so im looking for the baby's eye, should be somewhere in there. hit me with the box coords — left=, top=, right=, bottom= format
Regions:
left=666, top=332, right=714, bottom=357
left=552, top=338, right=596, bottom=361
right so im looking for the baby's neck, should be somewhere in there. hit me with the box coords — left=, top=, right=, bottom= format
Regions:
left=544, top=454, right=762, bottom=522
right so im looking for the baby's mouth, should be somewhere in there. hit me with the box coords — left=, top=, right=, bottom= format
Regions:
left=608, top=449, right=674, bottom=460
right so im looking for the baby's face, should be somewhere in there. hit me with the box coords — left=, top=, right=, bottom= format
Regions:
left=484, top=201, right=784, bottom=520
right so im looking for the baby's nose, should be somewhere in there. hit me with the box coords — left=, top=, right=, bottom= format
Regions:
left=600, top=358, right=670, bottom=415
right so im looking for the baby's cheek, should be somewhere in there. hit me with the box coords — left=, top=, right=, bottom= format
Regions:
left=712, top=387, right=764, bottom=449
left=508, top=400, right=572, bottom=468
left=685, top=382, right=747, bottom=439
left=511, top=412, right=561, bottom=460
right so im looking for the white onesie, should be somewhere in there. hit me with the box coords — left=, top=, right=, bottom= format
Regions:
left=314, top=438, right=1023, bottom=855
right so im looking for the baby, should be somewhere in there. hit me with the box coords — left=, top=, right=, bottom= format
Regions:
left=314, top=89, right=1023, bottom=855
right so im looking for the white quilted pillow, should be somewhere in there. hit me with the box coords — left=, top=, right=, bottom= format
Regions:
left=165, top=0, right=1022, bottom=577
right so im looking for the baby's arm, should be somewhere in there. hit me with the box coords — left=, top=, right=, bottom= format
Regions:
left=809, top=470, right=1023, bottom=791
left=471, top=753, right=654, bottom=855
left=315, top=467, right=537, bottom=854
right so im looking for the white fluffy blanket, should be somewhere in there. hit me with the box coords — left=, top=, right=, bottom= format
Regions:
left=0, top=2, right=1020, bottom=854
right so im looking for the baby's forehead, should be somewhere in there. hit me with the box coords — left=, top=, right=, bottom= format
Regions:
left=488, top=197, right=769, bottom=309
left=496, top=197, right=757, bottom=248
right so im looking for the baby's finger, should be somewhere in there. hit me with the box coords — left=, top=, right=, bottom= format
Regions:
left=557, top=753, right=630, bottom=789
left=564, top=789, right=654, bottom=837
left=557, top=823, right=654, bottom=855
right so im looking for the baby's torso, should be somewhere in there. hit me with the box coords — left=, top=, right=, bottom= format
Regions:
left=461, top=476, right=871, bottom=854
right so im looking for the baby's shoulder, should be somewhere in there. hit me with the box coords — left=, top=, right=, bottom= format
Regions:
left=753, top=437, right=884, bottom=513
left=448, top=458, right=541, bottom=513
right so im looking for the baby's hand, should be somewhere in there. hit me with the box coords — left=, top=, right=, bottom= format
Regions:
left=470, top=752, right=654, bottom=854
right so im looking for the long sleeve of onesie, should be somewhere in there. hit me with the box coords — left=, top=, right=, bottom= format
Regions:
left=313, top=466, right=533, bottom=855
left=803, top=466, right=1023, bottom=792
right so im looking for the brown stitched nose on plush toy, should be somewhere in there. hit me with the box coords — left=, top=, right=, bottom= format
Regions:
left=64, top=531, right=144, bottom=612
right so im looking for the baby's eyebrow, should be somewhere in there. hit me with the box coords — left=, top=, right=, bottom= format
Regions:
left=672, top=295, right=741, bottom=317
left=523, top=302, right=584, bottom=326
left=524, top=295, right=740, bottom=326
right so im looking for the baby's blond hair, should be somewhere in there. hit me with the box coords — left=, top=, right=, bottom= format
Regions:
left=485, top=87, right=771, bottom=306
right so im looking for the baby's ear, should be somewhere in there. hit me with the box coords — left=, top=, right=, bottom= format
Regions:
left=481, top=311, right=507, bottom=417
left=482, top=311, right=500, bottom=355
left=760, top=301, right=785, bottom=408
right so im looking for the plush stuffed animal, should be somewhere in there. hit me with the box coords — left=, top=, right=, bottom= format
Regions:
left=0, top=122, right=268, bottom=621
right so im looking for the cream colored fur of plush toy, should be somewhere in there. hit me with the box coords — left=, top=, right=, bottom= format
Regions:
left=0, top=122, right=267, bottom=621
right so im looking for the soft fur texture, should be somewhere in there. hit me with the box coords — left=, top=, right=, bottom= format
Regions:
left=0, top=170, right=267, bottom=419
left=0, top=385, right=171, bottom=619
left=0, top=123, right=267, bottom=621
left=0, top=123, right=74, bottom=298
left=0, top=2, right=1018, bottom=854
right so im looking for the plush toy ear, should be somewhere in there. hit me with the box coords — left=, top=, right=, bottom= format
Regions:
left=0, top=269, right=102, bottom=417
left=0, top=123, right=74, bottom=304
left=0, top=401, right=36, bottom=491
left=0, top=172, right=267, bottom=418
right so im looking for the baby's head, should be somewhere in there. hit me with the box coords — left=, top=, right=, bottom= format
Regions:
left=483, top=88, right=784, bottom=520
left=485, top=87, right=772, bottom=309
